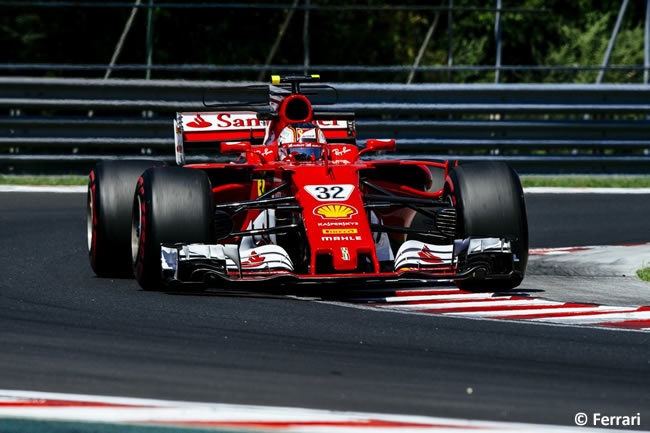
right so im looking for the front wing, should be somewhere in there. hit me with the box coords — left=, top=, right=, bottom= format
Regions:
left=159, top=237, right=520, bottom=288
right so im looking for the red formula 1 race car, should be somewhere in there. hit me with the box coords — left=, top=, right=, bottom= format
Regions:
left=87, top=75, right=527, bottom=291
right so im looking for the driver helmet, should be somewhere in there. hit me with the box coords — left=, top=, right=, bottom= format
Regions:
left=278, top=123, right=326, bottom=161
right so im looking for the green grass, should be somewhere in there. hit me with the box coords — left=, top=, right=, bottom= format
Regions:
left=0, top=175, right=87, bottom=186
left=1, top=174, right=650, bottom=188
left=637, top=267, right=650, bottom=282
left=521, top=176, right=650, bottom=188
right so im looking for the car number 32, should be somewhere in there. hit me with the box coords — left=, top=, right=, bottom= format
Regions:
left=304, top=184, right=355, bottom=201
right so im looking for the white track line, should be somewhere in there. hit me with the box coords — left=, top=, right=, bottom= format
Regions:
left=3, top=185, right=650, bottom=194
left=348, top=287, right=650, bottom=331
left=530, top=310, right=650, bottom=324
left=0, top=185, right=86, bottom=193
left=446, top=306, right=628, bottom=318
left=378, top=298, right=561, bottom=311
left=525, top=187, right=650, bottom=194
left=0, top=389, right=635, bottom=433
left=529, top=243, right=650, bottom=255
left=393, top=288, right=468, bottom=294
left=381, top=293, right=492, bottom=302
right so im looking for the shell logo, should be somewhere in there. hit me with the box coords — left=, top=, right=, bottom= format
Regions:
left=313, top=203, right=358, bottom=219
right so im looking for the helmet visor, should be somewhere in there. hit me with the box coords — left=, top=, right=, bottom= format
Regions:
left=287, top=146, right=322, bottom=161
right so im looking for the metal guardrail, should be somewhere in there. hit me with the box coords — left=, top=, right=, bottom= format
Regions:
left=2, top=77, right=650, bottom=174
left=6, top=78, right=650, bottom=109
left=4, top=63, right=649, bottom=74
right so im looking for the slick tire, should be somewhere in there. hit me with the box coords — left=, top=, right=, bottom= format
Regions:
left=88, top=160, right=165, bottom=277
left=132, top=166, right=214, bottom=291
left=446, top=162, right=528, bottom=291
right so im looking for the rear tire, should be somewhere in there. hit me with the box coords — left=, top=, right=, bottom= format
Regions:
left=446, top=162, right=528, bottom=290
left=88, top=160, right=164, bottom=277
left=132, top=166, right=214, bottom=291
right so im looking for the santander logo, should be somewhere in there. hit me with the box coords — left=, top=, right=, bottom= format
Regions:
left=187, top=114, right=212, bottom=128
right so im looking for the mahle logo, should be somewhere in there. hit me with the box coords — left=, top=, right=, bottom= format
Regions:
left=313, top=204, right=358, bottom=219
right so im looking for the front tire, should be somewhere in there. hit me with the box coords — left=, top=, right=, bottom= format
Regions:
left=132, top=166, right=214, bottom=291
left=447, top=162, right=528, bottom=290
left=88, top=160, right=164, bottom=277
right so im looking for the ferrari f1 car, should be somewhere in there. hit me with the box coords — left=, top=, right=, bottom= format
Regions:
left=88, top=75, right=528, bottom=291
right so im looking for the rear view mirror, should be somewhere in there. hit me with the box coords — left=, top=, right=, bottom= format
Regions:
left=220, top=141, right=252, bottom=154
left=360, top=139, right=396, bottom=155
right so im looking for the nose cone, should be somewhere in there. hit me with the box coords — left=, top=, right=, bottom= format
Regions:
left=290, top=165, right=377, bottom=274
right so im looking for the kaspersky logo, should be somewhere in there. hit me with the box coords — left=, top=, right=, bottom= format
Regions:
left=313, top=204, right=358, bottom=219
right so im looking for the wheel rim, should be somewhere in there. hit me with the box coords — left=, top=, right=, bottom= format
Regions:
left=131, top=194, right=142, bottom=264
left=87, top=189, right=93, bottom=253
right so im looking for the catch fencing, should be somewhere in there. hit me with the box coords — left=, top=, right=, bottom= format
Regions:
left=2, top=77, right=650, bottom=174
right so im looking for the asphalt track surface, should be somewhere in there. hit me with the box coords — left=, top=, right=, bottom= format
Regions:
left=1, top=191, right=649, bottom=428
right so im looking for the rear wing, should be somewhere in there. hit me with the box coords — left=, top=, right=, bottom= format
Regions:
left=174, top=111, right=355, bottom=165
